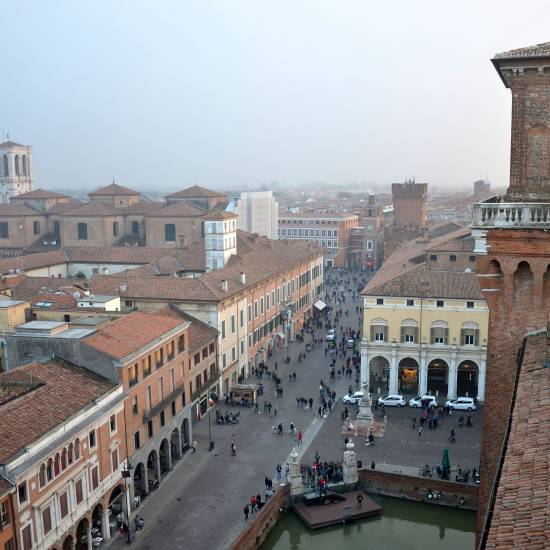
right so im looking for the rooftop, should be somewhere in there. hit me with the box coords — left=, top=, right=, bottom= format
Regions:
left=83, top=310, right=188, bottom=359
left=279, top=209, right=358, bottom=220
left=483, top=331, right=550, bottom=549
left=0, top=140, right=25, bottom=148
left=0, top=360, right=116, bottom=463
left=88, top=182, right=140, bottom=196
left=11, top=189, right=69, bottom=200
left=165, top=185, right=226, bottom=199
left=145, top=201, right=207, bottom=217
left=493, top=41, right=550, bottom=60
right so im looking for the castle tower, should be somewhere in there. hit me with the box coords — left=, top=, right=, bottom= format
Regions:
left=0, top=140, right=35, bottom=203
left=391, top=180, right=427, bottom=228
left=472, top=42, right=550, bottom=541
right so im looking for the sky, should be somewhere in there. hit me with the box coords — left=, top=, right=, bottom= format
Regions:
left=1, top=0, right=550, bottom=192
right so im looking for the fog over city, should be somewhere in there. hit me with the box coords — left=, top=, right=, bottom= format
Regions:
left=1, top=0, right=550, bottom=192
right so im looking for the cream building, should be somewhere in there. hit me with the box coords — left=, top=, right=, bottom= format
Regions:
left=360, top=266, right=488, bottom=401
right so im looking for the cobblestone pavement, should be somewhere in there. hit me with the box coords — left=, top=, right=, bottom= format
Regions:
left=107, top=270, right=481, bottom=550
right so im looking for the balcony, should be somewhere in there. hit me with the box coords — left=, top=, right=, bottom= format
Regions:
left=167, top=353, right=175, bottom=361
left=191, top=371, right=220, bottom=401
left=143, top=383, right=185, bottom=422
left=471, top=198, right=550, bottom=230
left=155, top=361, right=163, bottom=369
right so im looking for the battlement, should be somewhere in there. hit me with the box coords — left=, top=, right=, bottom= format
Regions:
left=392, top=181, right=428, bottom=198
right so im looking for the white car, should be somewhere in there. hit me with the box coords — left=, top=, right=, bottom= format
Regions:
left=377, top=394, right=406, bottom=407
left=346, top=338, right=355, bottom=348
left=343, top=391, right=364, bottom=404
left=445, top=397, right=476, bottom=411
left=409, top=395, right=439, bottom=408
left=326, top=329, right=336, bottom=341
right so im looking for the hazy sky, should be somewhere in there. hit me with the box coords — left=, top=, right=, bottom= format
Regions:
left=2, top=1, right=549, bottom=192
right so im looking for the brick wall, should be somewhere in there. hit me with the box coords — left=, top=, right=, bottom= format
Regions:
left=475, top=228, right=550, bottom=537
left=229, top=483, right=290, bottom=550
left=358, top=469, right=478, bottom=511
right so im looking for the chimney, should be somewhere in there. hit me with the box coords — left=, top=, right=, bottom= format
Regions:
left=221, top=280, right=228, bottom=292
left=119, top=283, right=127, bottom=293
left=240, top=272, right=246, bottom=285
left=83, top=289, right=91, bottom=297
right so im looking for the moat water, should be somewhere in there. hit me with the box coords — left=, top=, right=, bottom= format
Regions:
left=262, top=496, right=476, bottom=550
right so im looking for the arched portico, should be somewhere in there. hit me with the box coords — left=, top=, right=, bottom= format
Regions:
left=75, top=517, right=90, bottom=550
left=369, top=356, right=390, bottom=394
left=457, top=360, right=479, bottom=398
left=159, top=438, right=171, bottom=475
left=147, top=450, right=160, bottom=488
left=427, top=359, right=449, bottom=397
left=133, top=462, right=147, bottom=502
left=181, top=418, right=190, bottom=454
left=171, top=428, right=181, bottom=462
left=398, top=357, right=419, bottom=395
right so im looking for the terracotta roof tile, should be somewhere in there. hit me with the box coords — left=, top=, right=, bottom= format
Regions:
left=0, top=360, right=116, bottom=463
left=145, top=202, right=207, bottom=217
left=60, top=202, right=122, bottom=217
left=0, top=477, right=14, bottom=497
left=11, top=189, right=69, bottom=200
left=165, top=185, right=226, bottom=199
left=0, top=204, right=41, bottom=216
left=83, top=310, right=188, bottom=359
left=88, top=182, right=140, bottom=196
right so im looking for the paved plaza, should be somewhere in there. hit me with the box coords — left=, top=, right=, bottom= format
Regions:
left=105, top=271, right=481, bottom=550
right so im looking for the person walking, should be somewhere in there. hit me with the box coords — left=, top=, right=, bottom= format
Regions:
left=418, top=425, right=423, bottom=437
left=244, top=504, right=249, bottom=520
left=297, top=430, right=303, bottom=445
left=276, top=464, right=282, bottom=480
left=192, top=440, right=198, bottom=454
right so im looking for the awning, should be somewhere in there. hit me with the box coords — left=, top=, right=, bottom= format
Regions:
left=314, top=300, right=327, bottom=311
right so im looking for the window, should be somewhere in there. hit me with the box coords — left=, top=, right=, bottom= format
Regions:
left=110, top=414, right=117, bottom=433
left=132, top=221, right=140, bottom=234
left=17, top=482, right=28, bottom=505
left=148, top=420, right=154, bottom=438
left=59, top=492, right=69, bottom=519
left=247, top=304, right=252, bottom=323
left=113, top=221, right=119, bottom=236
left=77, top=222, right=88, bottom=240
left=466, top=301, right=474, bottom=309
left=194, top=352, right=200, bottom=365
left=254, top=301, right=258, bottom=318
left=406, top=299, right=414, bottom=306
left=231, top=346, right=236, bottom=362
left=430, top=254, right=437, bottom=261
left=376, top=298, right=384, bottom=305
left=436, top=300, right=444, bottom=308
left=430, top=324, right=449, bottom=345
left=2, top=155, right=7, bottom=177
left=171, top=400, right=176, bottom=416
left=222, top=353, right=227, bottom=369
left=74, top=438, right=81, bottom=459
left=22, top=525, right=33, bottom=550
left=461, top=324, right=479, bottom=346
left=90, top=465, right=99, bottom=490
left=370, top=323, right=387, bottom=342
left=160, top=410, right=165, bottom=427
left=221, top=320, right=226, bottom=339
left=111, top=449, right=119, bottom=472
left=0, top=222, right=9, bottom=239
left=469, top=255, right=476, bottom=262
left=260, top=297, right=264, bottom=314
left=33, top=221, right=40, bottom=235
left=449, top=255, right=456, bottom=262
left=46, top=459, right=54, bottom=481
left=0, top=501, right=9, bottom=528
left=209, top=343, right=214, bottom=354
left=41, top=506, right=52, bottom=534
left=401, top=322, right=418, bottom=343
left=231, top=315, right=236, bottom=333
left=165, top=223, right=176, bottom=241
left=133, top=429, right=141, bottom=450
left=75, top=479, right=83, bottom=504
left=125, top=300, right=133, bottom=308
left=89, top=430, right=96, bottom=449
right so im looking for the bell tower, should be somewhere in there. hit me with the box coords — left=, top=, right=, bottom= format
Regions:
left=0, top=139, right=35, bottom=202
left=472, top=42, right=550, bottom=542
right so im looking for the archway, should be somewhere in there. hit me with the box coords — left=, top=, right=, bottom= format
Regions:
left=159, top=439, right=171, bottom=475
left=133, top=462, right=147, bottom=503
left=170, top=428, right=181, bottom=462
left=108, top=485, right=125, bottom=537
left=147, top=450, right=160, bottom=488
left=457, top=361, right=479, bottom=398
left=62, top=535, right=74, bottom=550
left=181, top=418, right=190, bottom=454
left=75, top=517, right=90, bottom=550
left=427, top=359, right=449, bottom=397
left=369, top=356, right=390, bottom=394
left=513, top=261, right=533, bottom=308
left=398, top=357, right=419, bottom=395
left=91, top=503, right=104, bottom=540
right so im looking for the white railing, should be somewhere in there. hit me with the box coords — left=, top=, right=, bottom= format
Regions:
left=471, top=199, right=550, bottom=229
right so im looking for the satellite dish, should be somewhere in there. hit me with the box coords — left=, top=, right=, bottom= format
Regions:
left=73, top=291, right=81, bottom=299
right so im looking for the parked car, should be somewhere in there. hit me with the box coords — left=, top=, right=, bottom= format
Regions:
left=343, top=391, right=364, bottom=404
left=445, top=397, right=476, bottom=411
left=346, top=338, right=355, bottom=348
left=409, top=395, right=439, bottom=408
left=377, top=394, right=406, bottom=407
left=326, top=329, right=336, bottom=341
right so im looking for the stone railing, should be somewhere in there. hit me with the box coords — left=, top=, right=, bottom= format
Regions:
left=471, top=199, right=550, bottom=229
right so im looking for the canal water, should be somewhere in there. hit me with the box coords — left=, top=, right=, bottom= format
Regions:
left=262, top=496, right=476, bottom=550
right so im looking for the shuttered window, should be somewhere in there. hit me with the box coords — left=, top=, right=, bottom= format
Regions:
left=370, top=325, right=387, bottom=342
left=42, top=506, right=52, bottom=534
left=75, top=479, right=83, bottom=504
left=430, top=327, right=448, bottom=344
left=461, top=328, right=479, bottom=346
left=59, top=492, right=69, bottom=518
left=22, top=525, right=32, bottom=550
left=400, top=326, right=418, bottom=343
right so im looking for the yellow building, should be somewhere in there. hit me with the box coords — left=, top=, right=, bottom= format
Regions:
left=0, top=299, right=30, bottom=371
left=361, top=266, right=488, bottom=401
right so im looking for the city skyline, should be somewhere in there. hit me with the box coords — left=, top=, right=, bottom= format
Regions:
left=2, top=1, right=550, bottom=191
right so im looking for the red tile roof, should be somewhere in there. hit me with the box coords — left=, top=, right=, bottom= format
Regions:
left=83, top=310, right=188, bottom=359
left=0, top=360, right=116, bottom=463
left=165, top=185, right=226, bottom=199
left=483, top=331, right=550, bottom=549
left=145, top=202, right=207, bottom=217
left=11, top=189, right=69, bottom=200
left=88, top=182, right=140, bottom=196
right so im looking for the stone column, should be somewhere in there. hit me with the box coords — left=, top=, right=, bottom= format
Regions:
left=389, top=346, right=398, bottom=395
left=71, top=539, right=76, bottom=550
left=289, top=448, right=304, bottom=495
left=343, top=440, right=358, bottom=485
left=86, top=526, right=93, bottom=550
left=419, top=349, right=428, bottom=395
left=102, top=509, right=111, bottom=540
left=448, top=352, right=457, bottom=400
left=165, top=443, right=172, bottom=471
left=360, top=342, right=369, bottom=388
left=478, top=357, right=486, bottom=401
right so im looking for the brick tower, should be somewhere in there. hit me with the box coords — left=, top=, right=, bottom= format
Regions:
left=472, top=42, right=550, bottom=541
left=391, top=179, right=427, bottom=228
